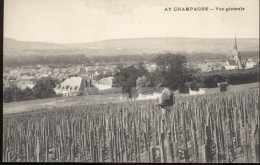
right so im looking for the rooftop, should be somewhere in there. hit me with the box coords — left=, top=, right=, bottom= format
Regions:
left=55, top=77, right=84, bottom=92
left=227, top=60, right=237, bottom=66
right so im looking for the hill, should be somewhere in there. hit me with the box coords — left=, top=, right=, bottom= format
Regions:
left=4, top=37, right=259, bottom=57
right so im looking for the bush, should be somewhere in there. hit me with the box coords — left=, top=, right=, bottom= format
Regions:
left=192, top=68, right=259, bottom=88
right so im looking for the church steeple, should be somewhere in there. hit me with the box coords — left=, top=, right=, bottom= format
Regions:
left=234, top=35, right=237, bottom=51
left=232, top=35, right=242, bottom=69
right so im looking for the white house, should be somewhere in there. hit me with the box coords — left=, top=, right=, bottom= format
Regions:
left=94, top=77, right=114, bottom=90
left=245, top=58, right=256, bottom=69
left=99, top=77, right=113, bottom=85
left=54, top=77, right=85, bottom=97
left=188, top=88, right=206, bottom=95
left=136, top=92, right=161, bottom=100
left=225, top=60, right=238, bottom=70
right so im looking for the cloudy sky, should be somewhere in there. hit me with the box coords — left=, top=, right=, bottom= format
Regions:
left=4, top=0, right=259, bottom=43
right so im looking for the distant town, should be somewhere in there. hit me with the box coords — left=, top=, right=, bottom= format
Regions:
left=3, top=37, right=259, bottom=100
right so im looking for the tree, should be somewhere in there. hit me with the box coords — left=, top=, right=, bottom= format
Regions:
left=22, top=87, right=34, bottom=100
left=145, top=70, right=163, bottom=87
left=3, top=85, right=21, bottom=103
left=112, top=64, right=148, bottom=98
left=32, top=76, right=59, bottom=99
left=3, top=77, right=60, bottom=103
left=153, top=53, right=189, bottom=92
left=136, top=76, right=147, bottom=88
left=3, top=85, right=31, bottom=103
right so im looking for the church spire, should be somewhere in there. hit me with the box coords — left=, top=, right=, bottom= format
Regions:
left=234, top=35, right=237, bottom=51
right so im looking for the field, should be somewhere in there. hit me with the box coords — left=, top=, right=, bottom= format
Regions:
left=3, top=82, right=259, bottom=115
left=3, top=94, right=127, bottom=115
left=3, top=88, right=259, bottom=162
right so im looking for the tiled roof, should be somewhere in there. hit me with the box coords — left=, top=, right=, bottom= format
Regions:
left=55, top=77, right=84, bottom=92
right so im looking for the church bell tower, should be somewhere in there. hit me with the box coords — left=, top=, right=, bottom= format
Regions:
left=232, top=36, right=242, bottom=68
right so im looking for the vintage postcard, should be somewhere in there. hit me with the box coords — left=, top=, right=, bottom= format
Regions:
left=3, top=0, right=259, bottom=163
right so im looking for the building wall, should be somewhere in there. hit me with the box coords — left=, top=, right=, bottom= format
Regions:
left=189, top=88, right=206, bottom=95
left=225, top=65, right=237, bottom=70
left=136, top=92, right=161, bottom=100
left=245, top=62, right=256, bottom=69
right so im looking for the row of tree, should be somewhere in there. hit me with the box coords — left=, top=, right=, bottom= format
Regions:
left=3, top=77, right=60, bottom=103
left=5, top=51, right=259, bottom=68
left=112, top=53, right=259, bottom=98
left=3, top=54, right=155, bottom=68
left=192, top=68, right=259, bottom=88
left=112, top=53, right=191, bottom=98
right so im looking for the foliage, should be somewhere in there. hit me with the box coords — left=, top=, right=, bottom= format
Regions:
left=3, top=85, right=26, bottom=103
left=32, top=77, right=59, bottom=99
left=144, top=70, right=163, bottom=87
left=3, top=54, right=156, bottom=67
left=153, top=53, right=190, bottom=92
left=112, top=63, right=148, bottom=98
left=3, top=77, right=60, bottom=103
left=4, top=51, right=259, bottom=68
left=136, top=76, right=148, bottom=88
left=192, top=68, right=259, bottom=88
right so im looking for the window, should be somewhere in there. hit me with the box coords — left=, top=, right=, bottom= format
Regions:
left=74, top=86, right=78, bottom=91
left=66, top=85, right=70, bottom=90
left=62, top=86, right=65, bottom=89
left=57, top=84, right=61, bottom=89
left=70, top=87, right=72, bottom=90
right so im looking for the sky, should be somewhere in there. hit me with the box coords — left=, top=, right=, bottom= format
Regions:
left=4, top=0, right=259, bottom=43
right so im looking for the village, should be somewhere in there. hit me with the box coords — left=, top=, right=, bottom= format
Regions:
left=3, top=37, right=259, bottom=100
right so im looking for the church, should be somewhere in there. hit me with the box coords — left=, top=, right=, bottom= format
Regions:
left=225, top=36, right=242, bottom=70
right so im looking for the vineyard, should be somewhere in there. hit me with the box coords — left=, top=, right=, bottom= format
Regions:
left=3, top=89, right=259, bottom=162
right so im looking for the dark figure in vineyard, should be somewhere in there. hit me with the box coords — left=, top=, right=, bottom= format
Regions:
left=157, top=87, right=175, bottom=132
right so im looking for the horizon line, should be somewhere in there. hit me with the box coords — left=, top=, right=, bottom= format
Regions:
left=4, top=36, right=260, bottom=45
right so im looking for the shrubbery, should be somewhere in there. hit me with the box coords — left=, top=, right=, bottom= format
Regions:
left=191, top=68, right=259, bottom=88
left=3, top=77, right=60, bottom=103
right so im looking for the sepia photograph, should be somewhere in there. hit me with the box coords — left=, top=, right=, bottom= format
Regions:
left=2, top=0, right=259, bottom=163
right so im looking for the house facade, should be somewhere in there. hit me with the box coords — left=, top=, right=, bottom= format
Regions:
left=245, top=58, right=257, bottom=69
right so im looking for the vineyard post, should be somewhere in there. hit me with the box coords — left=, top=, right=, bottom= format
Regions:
left=254, top=144, right=259, bottom=163
left=123, top=130, right=128, bottom=162
left=253, top=114, right=259, bottom=162
left=108, top=131, right=114, bottom=162
left=137, top=136, right=141, bottom=162
left=191, top=119, right=199, bottom=162
left=36, top=137, right=40, bottom=162
left=150, top=147, right=156, bottom=163
left=165, top=131, right=173, bottom=162
left=7, top=150, right=10, bottom=162
left=46, top=135, right=49, bottom=162
left=246, top=123, right=252, bottom=162
left=120, top=127, right=124, bottom=162
left=215, top=111, right=220, bottom=163
left=143, top=132, right=149, bottom=162
left=234, top=107, right=239, bottom=148
left=160, top=132, right=166, bottom=162
left=133, top=122, right=137, bottom=162
left=182, top=109, right=189, bottom=162
left=173, top=141, right=179, bottom=162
